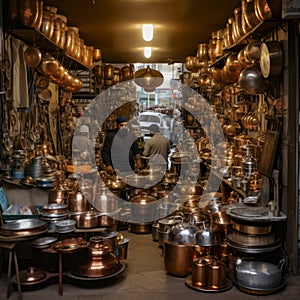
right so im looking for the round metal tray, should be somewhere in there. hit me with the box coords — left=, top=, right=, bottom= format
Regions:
left=185, top=275, right=233, bottom=293
left=68, top=263, right=126, bottom=281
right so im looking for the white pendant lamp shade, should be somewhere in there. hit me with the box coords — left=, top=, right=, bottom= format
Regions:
left=144, top=47, right=152, bottom=58
left=142, top=24, right=153, bottom=41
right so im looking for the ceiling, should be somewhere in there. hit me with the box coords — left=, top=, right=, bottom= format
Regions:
left=44, top=0, right=241, bottom=64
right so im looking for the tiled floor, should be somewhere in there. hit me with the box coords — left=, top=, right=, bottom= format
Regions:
left=1, top=229, right=300, bottom=300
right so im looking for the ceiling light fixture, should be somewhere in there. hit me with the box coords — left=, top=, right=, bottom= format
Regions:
left=142, top=24, right=153, bottom=41
left=144, top=47, right=152, bottom=58
left=134, top=65, right=164, bottom=90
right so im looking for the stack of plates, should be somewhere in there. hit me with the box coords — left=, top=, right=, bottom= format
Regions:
left=54, top=219, right=76, bottom=233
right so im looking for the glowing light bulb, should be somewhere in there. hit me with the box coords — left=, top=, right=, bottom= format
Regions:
left=142, top=24, right=153, bottom=42
left=144, top=47, right=152, bottom=58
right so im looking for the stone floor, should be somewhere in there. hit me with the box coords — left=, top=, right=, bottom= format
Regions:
left=1, top=229, right=300, bottom=300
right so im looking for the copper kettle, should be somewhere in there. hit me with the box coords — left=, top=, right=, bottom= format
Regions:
left=72, top=236, right=122, bottom=278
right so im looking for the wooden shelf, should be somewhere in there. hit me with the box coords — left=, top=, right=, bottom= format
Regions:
left=209, top=19, right=284, bottom=69
left=8, top=27, right=89, bottom=71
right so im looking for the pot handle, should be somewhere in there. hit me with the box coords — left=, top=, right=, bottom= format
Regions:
left=278, top=258, right=286, bottom=271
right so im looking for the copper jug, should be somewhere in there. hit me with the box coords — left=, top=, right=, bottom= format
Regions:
left=192, top=258, right=207, bottom=287
left=207, top=260, right=227, bottom=289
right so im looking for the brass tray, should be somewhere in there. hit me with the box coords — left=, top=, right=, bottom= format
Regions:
left=52, top=237, right=88, bottom=253
left=185, top=275, right=233, bottom=293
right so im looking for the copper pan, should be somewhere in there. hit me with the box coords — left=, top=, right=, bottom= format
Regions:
left=244, top=40, right=262, bottom=63
left=237, top=48, right=253, bottom=68
left=24, top=47, right=42, bottom=68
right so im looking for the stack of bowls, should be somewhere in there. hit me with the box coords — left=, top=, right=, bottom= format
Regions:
left=54, top=219, right=76, bottom=233
left=40, top=203, right=68, bottom=230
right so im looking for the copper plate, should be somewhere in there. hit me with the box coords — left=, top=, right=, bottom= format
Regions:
left=52, top=237, right=88, bottom=253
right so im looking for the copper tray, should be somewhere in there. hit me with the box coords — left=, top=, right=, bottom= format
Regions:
left=52, top=237, right=88, bottom=253
left=67, top=263, right=125, bottom=281
left=185, top=275, right=233, bottom=292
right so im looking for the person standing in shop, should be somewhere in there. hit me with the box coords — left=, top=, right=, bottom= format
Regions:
left=143, top=124, right=171, bottom=169
left=102, top=116, right=142, bottom=175
left=72, top=125, right=96, bottom=166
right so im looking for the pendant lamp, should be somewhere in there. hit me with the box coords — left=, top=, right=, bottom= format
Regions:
left=134, top=65, right=164, bottom=90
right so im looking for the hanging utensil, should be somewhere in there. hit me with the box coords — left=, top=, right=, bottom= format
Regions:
left=24, top=46, right=42, bottom=68
left=259, top=41, right=283, bottom=78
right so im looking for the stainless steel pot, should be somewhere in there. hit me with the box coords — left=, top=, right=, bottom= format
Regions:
left=239, top=65, right=270, bottom=95
left=130, top=192, right=157, bottom=217
left=195, top=222, right=221, bottom=247
left=236, top=260, right=284, bottom=289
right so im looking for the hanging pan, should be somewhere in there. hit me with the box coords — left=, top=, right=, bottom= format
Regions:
left=259, top=41, right=283, bottom=78
left=24, top=47, right=42, bottom=68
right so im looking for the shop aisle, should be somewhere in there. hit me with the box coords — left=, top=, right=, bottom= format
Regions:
left=0, top=230, right=300, bottom=300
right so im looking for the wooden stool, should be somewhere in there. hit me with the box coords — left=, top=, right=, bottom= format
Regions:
left=0, top=241, right=22, bottom=300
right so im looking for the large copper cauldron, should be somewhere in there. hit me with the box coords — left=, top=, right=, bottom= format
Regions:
left=164, top=240, right=197, bottom=277
left=72, top=236, right=122, bottom=278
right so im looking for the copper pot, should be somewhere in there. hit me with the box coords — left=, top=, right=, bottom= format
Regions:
left=130, top=193, right=157, bottom=216
left=93, top=231, right=120, bottom=252
left=254, top=0, right=272, bottom=21
left=192, top=258, right=207, bottom=287
left=104, top=65, right=114, bottom=80
left=232, top=220, right=271, bottom=235
left=72, top=236, right=122, bottom=278
left=68, top=191, right=90, bottom=212
left=185, top=56, right=199, bottom=73
left=106, top=175, right=127, bottom=190
left=48, top=64, right=66, bottom=85
left=41, top=10, right=54, bottom=39
left=244, top=40, right=262, bottom=62
left=93, top=48, right=102, bottom=62
left=242, top=0, right=261, bottom=31
left=164, top=240, right=197, bottom=277
left=8, top=0, right=39, bottom=27
left=207, top=260, right=227, bottom=289
left=38, top=55, right=59, bottom=76
left=121, top=65, right=131, bottom=81
left=79, top=211, right=98, bottom=229
left=237, top=48, right=253, bottom=68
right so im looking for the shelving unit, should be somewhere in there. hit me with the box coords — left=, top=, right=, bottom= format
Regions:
left=8, top=27, right=90, bottom=71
